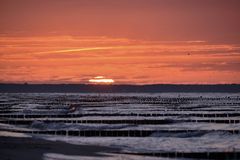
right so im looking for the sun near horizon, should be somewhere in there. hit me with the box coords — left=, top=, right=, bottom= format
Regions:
left=0, top=0, right=240, bottom=84
left=88, top=76, right=115, bottom=84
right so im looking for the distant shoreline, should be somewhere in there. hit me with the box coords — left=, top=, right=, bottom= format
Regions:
left=0, top=84, right=239, bottom=93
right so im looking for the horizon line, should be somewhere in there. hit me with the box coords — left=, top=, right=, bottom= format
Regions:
left=1, top=83, right=239, bottom=86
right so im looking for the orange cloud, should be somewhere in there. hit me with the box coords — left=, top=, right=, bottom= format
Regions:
left=0, top=36, right=240, bottom=84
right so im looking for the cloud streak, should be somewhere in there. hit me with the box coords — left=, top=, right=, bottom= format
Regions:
left=0, top=36, right=240, bottom=84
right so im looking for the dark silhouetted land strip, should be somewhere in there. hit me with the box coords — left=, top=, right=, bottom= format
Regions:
left=0, top=84, right=239, bottom=93
left=0, top=136, right=120, bottom=160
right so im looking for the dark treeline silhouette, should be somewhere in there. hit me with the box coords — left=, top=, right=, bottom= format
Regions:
left=0, top=84, right=239, bottom=93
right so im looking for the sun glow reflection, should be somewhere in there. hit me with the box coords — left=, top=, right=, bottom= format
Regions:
left=89, top=76, right=115, bottom=84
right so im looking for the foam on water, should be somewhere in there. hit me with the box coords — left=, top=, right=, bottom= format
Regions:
left=43, top=153, right=172, bottom=160
left=1, top=93, right=240, bottom=159
left=39, top=130, right=240, bottom=153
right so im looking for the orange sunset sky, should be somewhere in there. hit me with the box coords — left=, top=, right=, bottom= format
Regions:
left=0, top=0, right=240, bottom=84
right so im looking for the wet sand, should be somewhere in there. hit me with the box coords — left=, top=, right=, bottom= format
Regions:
left=0, top=136, right=120, bottom=160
